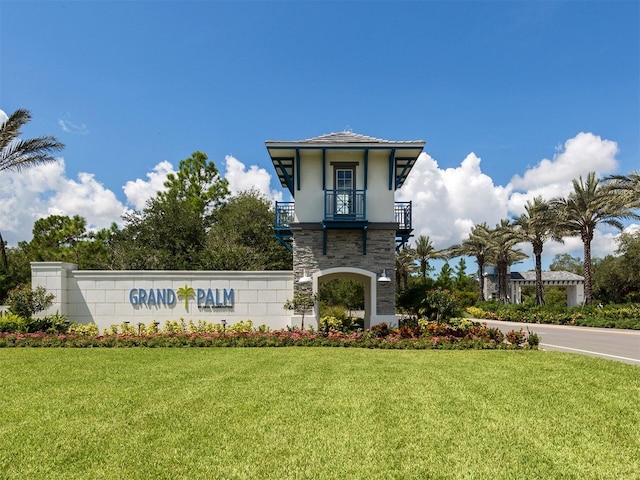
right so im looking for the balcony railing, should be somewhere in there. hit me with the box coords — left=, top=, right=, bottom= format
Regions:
left=274, top=202, right=295, bottom=229
left=275, top=198, right=412, bottom=232
left=395, top=201, right=412, bottom=231
left=324, top=189, right=366, bottom=222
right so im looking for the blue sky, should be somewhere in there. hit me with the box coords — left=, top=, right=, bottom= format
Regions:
left=1, top=0, right=638, bottom=271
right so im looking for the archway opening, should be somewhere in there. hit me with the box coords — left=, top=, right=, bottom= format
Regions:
left=318, top=278, right=365, bottom=329
left=314, top=268, right=376, bottom=329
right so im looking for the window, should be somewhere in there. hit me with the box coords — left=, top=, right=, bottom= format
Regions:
left=334, top=166, right=355, bottom=215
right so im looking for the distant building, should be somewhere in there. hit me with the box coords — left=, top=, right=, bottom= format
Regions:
left=483, top=267, right=585, bottom=306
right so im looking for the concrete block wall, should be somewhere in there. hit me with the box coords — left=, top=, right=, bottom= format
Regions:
left=31, top=262, right=295, bottom=332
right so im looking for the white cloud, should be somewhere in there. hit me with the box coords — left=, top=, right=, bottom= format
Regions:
left=507, top=132, right=619, bottom=214
left=224, top=155, right=283, bottom=202
left=122, top=161, right=174, bottom=210
left=397, top=132, right=629, bottom=271
left=58, top=118, right=88, bottom=135
left=0, top=159, right=127, bottom=245
left=397, top=151, right=510, bottom=247
left=0, top=109, right=8, bottom=124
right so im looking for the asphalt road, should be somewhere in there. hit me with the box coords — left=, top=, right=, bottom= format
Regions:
left=479, top=319, right=640, bottom=366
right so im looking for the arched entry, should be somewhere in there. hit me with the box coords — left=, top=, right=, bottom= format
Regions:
left=310, top=267, right=378, bottom=329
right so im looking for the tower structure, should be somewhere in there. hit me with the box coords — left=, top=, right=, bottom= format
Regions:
left=266, top=131, right=424, bottom=328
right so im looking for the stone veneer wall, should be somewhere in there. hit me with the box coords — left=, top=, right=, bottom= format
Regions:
left=31, top=262, right=295, bottom=332
left=292, top=228, right=396, bottom=315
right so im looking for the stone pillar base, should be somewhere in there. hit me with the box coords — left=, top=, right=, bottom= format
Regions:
left=370, top=314, right=398, bottom=328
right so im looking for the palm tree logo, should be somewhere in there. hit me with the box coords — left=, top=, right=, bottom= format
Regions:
left=176, top=285, right=195, bottom=310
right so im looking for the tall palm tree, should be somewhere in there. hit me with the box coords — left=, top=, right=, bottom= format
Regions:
left=0, top=109, right=64, bottom=272
left=513, top=197, right=564, bottom=305
left=446, top=223, right=493, bottom=302
left=489, top=220, right=528, bottom=303
left=551, top=172, right=639, bottom=304
left=414, top=235, right=448, bottom=284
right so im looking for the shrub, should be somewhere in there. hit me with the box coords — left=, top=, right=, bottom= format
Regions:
left=6, top=285, right=54, bottom=319
left=0, top=312, right=25, bottom=333
left=423, top=289, right=461, bottom=323
left=69, top=323, right=100, bottom=336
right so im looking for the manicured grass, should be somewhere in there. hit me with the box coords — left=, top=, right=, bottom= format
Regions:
left=0, top=349, right=638, bottom=479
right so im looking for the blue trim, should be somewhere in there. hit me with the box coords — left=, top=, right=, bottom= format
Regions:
left=363, top=225, right=367, bottom=255
left=322, top=224, right=327, bottom=255
left=364, top=150, right=368, bottom=190
left=295, top=149, right=300, bottom=191
left=388, top=149, right=396, bottom=190
left=273, top=157, right=294, bottom=195
left=395, top=157, right=417, bottom=189
left=322, top=149, right=326, bottom=190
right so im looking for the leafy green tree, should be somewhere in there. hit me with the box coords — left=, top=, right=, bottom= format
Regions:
left=23, top=215, right=87, bottom=263
left=414, top=235, right=447, bottom=284
left=435, top=262, right=454, bottom=290
left=318, top=278, right=364, bottom=314
left=592, top=230, right=640, bottom=303
left=513, top=197, right=564, bottom=305
left=551, top=172, right=639, bottom=304
left=157, top=151, right=229, bottom=221
left=453, top=257, right=475, bottom=292
left=18, top=215, right=114, bottom=270
left=284, top=290, right=317, bottom=330
left=6, top=284, right=54, bottom=319
left=0, top=109, right=64, bottom=272
left=204, top=190, right=292, bottom=270
left=549, top=253, right=583, bottom=275
left=0, top=246, right=31, bottom=302
left=112, top=152, right=230, bottom=270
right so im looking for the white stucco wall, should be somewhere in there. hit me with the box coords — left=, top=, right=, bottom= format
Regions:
left=32, top=262, right=295, bottom=332
left=294, top=149, right=396, bottom=223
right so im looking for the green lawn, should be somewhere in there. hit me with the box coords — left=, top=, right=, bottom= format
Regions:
left=0, top=348, right=638, bottom=479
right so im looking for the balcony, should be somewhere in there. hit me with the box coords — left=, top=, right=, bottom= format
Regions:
left=324, top=189, right=366, bottom=223
left=275, top=198, right=412, bottom=231
left=275, top=198, right=413, bottom=251
left=394, top=201, right=412, bottom=248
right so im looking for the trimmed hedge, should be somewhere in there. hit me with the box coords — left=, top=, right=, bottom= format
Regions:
left=467, top=302, right=640, bottom=329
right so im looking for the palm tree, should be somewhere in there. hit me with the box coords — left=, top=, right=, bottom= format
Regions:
left=414, top=235, right=448, bottom=284
left=512, top=197, right=564, bottom=305
left=489, top=219, right=528, bottom=303
left=395, top=247, right=417, bottom=292
left=0, top=109, right=64, bottom=272
left=605, top=171, right=640, bottom=210
left=551, top=172, right=640, bottom=304
left=446, top=223, right=493, bottom=301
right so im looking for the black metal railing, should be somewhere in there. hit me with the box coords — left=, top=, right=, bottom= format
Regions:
left=395, top=201, right=412, bottom=231
left=324, top=189, right=366, bottom=221
left=274, top=202, right=295, bottom=229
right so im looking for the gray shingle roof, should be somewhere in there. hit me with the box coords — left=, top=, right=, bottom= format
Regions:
left=266, top=131, right=424, bottom=146
left=510, top=270, right=584, bottom=283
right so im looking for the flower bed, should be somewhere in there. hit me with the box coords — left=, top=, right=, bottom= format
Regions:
left=0, top=320, right=538, bottom=350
